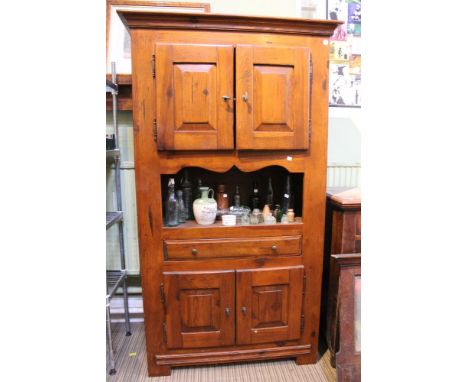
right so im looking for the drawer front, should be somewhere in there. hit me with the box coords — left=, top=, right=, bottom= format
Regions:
left=164, top=235, right=302, bottom=260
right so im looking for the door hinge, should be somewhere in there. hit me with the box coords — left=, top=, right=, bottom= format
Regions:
left=162, top=322, right=167, bottom=344
left=300, top=314, right=305, bottom=334
left=153, top=118, right=158, bottom=142
left=152, top=54, right=155, bottom=78
left=309, top=53, right=313, bottom=144
left=160, top=282, right=166, bottom=313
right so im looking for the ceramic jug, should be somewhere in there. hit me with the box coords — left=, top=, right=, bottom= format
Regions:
left=193, top=187, right=217, bottom=225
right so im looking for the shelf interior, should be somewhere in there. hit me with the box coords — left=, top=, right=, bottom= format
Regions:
left=161, top=166, right=303, bottom=227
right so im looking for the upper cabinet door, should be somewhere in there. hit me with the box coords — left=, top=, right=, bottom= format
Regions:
left=156, top=44, right=234, bottom=150
left=236, top=45, right=311, bottom=150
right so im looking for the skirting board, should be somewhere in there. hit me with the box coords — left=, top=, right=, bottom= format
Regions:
left=109, top=294, right=144, bottom=322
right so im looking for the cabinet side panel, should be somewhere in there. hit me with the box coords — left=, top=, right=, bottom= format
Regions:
left=130, top=29, right=166, bottom=375
left=299, top=36, right=331, bottom=362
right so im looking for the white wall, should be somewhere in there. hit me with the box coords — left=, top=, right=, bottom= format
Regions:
left=328, top=107, right=361, bottom=164
left=188, top=0, right=301, bottom=18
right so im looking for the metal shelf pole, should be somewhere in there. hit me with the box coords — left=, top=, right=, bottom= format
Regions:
left=111, top=62, right=131, bottom=336
left=106, top=62, right=132, bottom=375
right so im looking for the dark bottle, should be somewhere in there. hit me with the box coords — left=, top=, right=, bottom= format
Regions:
left=234, top=185, right=241, bottom=207
left=166, top=178, right=178, bottom=227
left=266, top=177, right=274, bottom=209
left=249, top=181, right=260, bottom=210
left=176, top=190, right=186, bottom=224
left=216, top=184, right=229, bottom=210
left=281, top=175, right=293, bottom=214
left=195, top=178, right=203, bottom=199
left=273, top=204, right=282, bottom=223
left=181, top=169, right=193, bottom=220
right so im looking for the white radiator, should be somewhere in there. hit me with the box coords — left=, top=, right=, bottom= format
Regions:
left=327, top=163, right=361, bottom=188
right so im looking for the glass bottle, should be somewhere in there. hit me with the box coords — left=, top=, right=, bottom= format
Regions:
left=195, top=178, right=203, bottom=200
left=266, top=177, right=274, bottom=209
left=234, top=185, right=241, bottom=207
left=264, top=212, right=276, bottom=225
left=281, top=175, right=293, bottom=214
left=262, top=204, right=271, bottom=220
left=273, top=204, right=282, bottom=223
left=181, top=169, right=193, bottom=220
left=240, top=210, right=250, bottom=225
left=287, top=208, right=295, bottom=223
left=166, top=178, right=178, bottom=227
left=176, top=190, right=186, bottom=224
left=250, top=209, right=260, bottom=225
left=216, top=184, right=229, bottom=210
left=249, top=181, right=260, bottom=211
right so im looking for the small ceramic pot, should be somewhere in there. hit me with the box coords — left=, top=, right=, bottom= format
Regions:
left=193, top=187, right=217, bottom=225
left=221, top=214, right=236, bottom=226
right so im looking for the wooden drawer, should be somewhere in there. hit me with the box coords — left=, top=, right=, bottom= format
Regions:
left=164, top=235, right=302, bottom=260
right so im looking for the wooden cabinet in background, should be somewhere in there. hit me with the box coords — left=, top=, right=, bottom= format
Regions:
left=120, top=10, right=341, bottom=377
left=329, top=254, right=361, bottom=382
left=321, top=187, right=361, bottom=378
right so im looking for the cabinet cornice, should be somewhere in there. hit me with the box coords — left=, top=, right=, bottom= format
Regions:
left=118, top=11, right=342, bottom=37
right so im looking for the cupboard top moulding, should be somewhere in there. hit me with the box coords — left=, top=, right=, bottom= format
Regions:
left=117, top=11, right=342, bottom=36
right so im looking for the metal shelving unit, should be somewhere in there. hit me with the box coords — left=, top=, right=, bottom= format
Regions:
left=106, top=62, right=131, bottom=376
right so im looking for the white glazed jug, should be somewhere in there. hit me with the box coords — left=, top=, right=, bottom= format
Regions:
left=193, top=187, right=217, bottom=225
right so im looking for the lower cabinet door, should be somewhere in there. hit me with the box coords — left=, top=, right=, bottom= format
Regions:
left=236, top=266, right=304, bottom=345
left=163, top=270, right=235, bottom=349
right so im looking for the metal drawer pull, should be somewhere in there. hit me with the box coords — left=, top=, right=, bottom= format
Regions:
left=191, top=248, right=198, bottom=255
left=225, top=308, right=230, bottom=317
left=241, top=306, right=247, bottom=316
left=221, top=95, right=231, bottom=101
left=271, top=245, right=277, bottom=251
left=242, top=92, right=249, bottom=102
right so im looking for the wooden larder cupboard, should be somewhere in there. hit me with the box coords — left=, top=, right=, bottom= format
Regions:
left=119, top=10, right=341, bottom=377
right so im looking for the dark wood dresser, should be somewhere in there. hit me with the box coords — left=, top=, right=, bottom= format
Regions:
left=322, top=187, right=361, bottom=381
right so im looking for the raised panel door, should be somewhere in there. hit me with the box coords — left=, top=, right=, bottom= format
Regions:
left=236, top=45, right=310, bottom=150
left=155, top=43, right=234, bottom=150
left=236, top=266, right=304, bottom=345
left=163, top=270, right=235, bottom=349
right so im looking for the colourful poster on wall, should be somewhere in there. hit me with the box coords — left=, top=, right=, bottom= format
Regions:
left=327, top=0, right=361, bottom=107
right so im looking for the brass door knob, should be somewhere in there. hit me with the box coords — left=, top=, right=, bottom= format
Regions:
left=241, top=306, right=247, bottom=316
left=225, top=307, right=231, bottom=317
left=191, top=248, right=198, bottom=255
left=271, top=245, right=277, bottom=251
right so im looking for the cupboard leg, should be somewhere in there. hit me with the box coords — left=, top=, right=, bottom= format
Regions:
left=295, top=352, right=316, bottom=365
left=148, top=363, right=171, bottom=377
left=330, top=351, right=336, bottom=368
